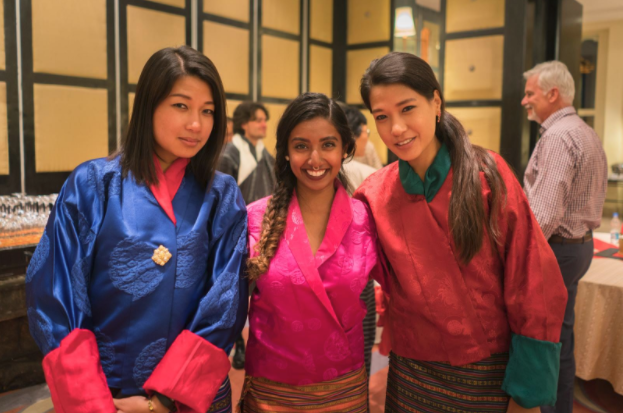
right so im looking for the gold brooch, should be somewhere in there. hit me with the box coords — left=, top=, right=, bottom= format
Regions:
left=152, top=245, right=172, bottom=266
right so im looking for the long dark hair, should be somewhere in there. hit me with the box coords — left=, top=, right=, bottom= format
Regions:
left=246, top=93, right=356, bottom=280
left=361, top=52, right=506, bottom=264
left=119, top=46, right=227, bottom=189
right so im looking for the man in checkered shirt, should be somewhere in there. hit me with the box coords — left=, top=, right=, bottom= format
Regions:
left=522, top=61, right=608, bottom=413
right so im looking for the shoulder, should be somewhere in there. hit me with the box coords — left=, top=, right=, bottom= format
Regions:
left=66, top=156, right=122, bottom=199
left=210, top=171, right=240, bottom=196
left=220, top=144, right=240, bottom=162
left=354, top=162, right=399, bottom=200
left=247, top=196, right=271, bottom=234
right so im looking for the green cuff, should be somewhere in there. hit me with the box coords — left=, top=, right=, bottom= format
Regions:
left=501, top=333, right=562, bottom=408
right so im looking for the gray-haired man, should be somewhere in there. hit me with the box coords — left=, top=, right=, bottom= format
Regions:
left=521, top=61, right=608, bottom=413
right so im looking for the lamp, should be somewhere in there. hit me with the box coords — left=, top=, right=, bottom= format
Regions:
left=395, top=7, right=416, bottom=38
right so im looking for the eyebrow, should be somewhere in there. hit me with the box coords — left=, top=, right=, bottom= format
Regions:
left=371, top=97, right=417, bottom=114
left=169, top=93, right=214, bottom=105
left=291, top=136, right=338, bottom=142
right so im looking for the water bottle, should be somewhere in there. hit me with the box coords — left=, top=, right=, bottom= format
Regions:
left=611, top=213, right=621, bottom=244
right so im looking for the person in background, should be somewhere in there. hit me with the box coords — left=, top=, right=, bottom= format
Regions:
left=218, top=101, right=276, bottom=370
left=336, top=102, right=378, bottom=383
left=226, top=116, right=234, bottom=143
left=240, top=93, right=386, bottom=412
left=25, top=46, right=248, bottom=413
left=345, top=108, right=383, bottom=170
left=521, top=61, right=608, bottom=413
left=355, top=52, right=567, bottom=413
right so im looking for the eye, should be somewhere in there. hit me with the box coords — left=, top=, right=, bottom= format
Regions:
left=402, top=105, right=416, bottom=112
left=323, top=141, right=336, bottom=149
left=375, top=114, right=387, bottom=121
left=294, top=143, right=307, bottom=150
left=172, top=103, right=187, bottom=109
left=203, top=108, right=214, bottom=115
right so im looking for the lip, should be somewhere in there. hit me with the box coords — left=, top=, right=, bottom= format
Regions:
left=395, top=137, right=415, bottom=149
left=303, top=169, right=329, bottom=181
left=179, top=137, right=200, bottom=147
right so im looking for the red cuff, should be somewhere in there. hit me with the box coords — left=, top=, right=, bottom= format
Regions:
left=43, top=329, right=116, bottom=413
left=143, top=330, right=230, bottom=413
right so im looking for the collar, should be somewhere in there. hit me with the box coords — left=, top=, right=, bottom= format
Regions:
left=149, top=155, right=190, bottom=225
left=539, top=106, right=576, bottom=134
left=399, top=143, right=451, bottom=202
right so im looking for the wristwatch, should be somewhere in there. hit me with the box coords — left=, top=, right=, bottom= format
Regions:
left=154, top=392, right=178, bottom=413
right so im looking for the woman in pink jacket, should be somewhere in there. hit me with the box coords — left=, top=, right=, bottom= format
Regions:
left=239, top=93, right=385, bottom=412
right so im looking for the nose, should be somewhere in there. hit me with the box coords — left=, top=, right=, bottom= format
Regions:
left=186, top=113, right=201, bottom=132
left=391, top=119, right=407, bottom=137
left=521, top=95, right=528, bottom=106
left=308, top=149, right=321, bottom=167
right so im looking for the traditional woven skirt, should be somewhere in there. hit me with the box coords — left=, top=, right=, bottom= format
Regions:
left=208, top=376, right=233, bottom=413
left=386, top=352, right=511, bottom=413
left=238, top=366, right=368, bottom=412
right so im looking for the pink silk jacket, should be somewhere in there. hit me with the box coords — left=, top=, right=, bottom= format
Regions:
left=245, top=183, right=385, bottom=385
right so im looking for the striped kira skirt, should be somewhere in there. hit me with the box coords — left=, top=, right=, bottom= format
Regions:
left=208, top=376, right=233, bottom=413
left=238, top=366, right=368, bottom=412
left=385, top=352, right=511, bottom=413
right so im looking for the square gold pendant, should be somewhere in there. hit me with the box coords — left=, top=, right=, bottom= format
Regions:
left=152, top=245, right=172, bottom=266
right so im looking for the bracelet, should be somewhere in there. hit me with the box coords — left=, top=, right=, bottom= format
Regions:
left=147, top=398, right=155, bottom=412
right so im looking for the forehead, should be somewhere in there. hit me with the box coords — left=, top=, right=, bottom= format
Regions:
left=369, top=83, right=424, bottom=108
left=170, top=76, right=212, bottom=97
left=289, top=117, right=339, bottom=141
left=252, top=108, right=267, bottom=119
left=525, top=75, right=541, bottom=90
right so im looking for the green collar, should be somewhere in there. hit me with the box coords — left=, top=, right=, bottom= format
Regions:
left=399, top=143, right=451, bottom=202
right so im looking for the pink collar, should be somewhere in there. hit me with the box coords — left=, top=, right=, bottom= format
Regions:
left=149, top=155, right=191, bottom=225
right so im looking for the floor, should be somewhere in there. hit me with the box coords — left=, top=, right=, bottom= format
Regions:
left=2, top=342, right=622, bottom=413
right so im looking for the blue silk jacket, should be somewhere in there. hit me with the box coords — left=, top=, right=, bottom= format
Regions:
left=25, top=157, right=248, bottom=411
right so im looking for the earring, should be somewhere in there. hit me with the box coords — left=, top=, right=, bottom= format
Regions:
left=343, top=153, right=347, bottom=159
left=437, top=111, right=441, bottom=123
left=285, top=156, right=290, bottom=161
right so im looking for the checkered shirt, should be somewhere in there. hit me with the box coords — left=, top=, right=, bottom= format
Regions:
left=524, top=106, right=608, bottom=240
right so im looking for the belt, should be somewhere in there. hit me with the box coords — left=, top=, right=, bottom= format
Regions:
left=548, top=231, right=592, bottom=244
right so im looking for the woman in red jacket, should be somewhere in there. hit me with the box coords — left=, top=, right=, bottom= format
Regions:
left=354, top=52, right=567, bottom=413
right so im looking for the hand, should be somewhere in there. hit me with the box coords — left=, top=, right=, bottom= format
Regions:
left=113, top=396, right=151, bottom=413
left=506, top=398, right=540, bottom=413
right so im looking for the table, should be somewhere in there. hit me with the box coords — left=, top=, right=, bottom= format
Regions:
left=574, top=232, right=623, bottom=395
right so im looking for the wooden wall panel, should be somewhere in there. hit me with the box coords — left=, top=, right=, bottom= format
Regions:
left=346, top=47, right=389, bottom=104
left=362, top=110, right=387, bottom=165
left=347, top=0, right=390, bottom=45
left=0, top=83, right=7, bottom=175
left=309, top=45, right=332, bottom=97
left=262, top=103, right=288, bottom=156
left=262, top=0, right=300, bottom=35
left=0, top=1, right=5, bottom=71
left=310, top=0, right=333, bottom=43
left=149, top=0, right=185, bottom=8
left=261, top=35, right=300, bottom=99
left=444, top=35, right=503, bottom=101
left=127, top=6, right=186, bottom=84
left=203, top=21, right=249, bottom=95
left=446, top=0, right=505, bottom=33
left=203, top=0, right=250, bottom=23
left=447, top=107, right=501, bottom=151
left=32, top=0, right=107, bottom=79
left=227, top=99, right=243, bottom=118
left=34, top=85, right=108, bottom=172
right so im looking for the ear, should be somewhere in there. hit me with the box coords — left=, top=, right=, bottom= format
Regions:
left=547, top=87, right=560, bottom=103
left=433, top=90, right=442, bottom=111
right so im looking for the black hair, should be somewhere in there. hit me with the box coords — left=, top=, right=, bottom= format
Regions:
left=119, top=46, right=227, bottom=189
